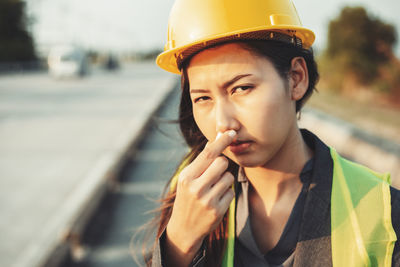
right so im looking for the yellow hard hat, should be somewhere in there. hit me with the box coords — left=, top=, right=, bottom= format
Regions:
left=156, top=0, right=315, bottom=74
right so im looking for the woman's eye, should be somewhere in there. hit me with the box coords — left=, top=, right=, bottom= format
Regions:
left=193, top=96, right=210, bottom=103
left=232, top=86, right=253, bottom=94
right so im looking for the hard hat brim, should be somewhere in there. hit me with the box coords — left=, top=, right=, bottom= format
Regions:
left=156, top=25, right=315, bottom=74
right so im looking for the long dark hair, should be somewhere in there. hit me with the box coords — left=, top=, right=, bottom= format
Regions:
left=145, top=39, right=319, bottom=266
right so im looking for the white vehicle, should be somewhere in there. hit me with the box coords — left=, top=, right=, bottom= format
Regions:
left=48, top=45, right=88, bottom=78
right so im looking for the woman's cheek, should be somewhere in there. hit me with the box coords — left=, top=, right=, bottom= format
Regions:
left=193, top=109, right=215, bottom=141
left=244, top=98, right=281, bottom=140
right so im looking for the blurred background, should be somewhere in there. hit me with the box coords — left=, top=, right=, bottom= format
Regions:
left=0, top=0, right=399, bottom=266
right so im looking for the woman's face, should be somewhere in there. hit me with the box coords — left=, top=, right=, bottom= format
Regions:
left=187, top=43, right=301, bottom=168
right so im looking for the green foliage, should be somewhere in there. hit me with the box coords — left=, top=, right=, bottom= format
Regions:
left=0, top=0, right=36, bottom=62
left=325, top=6, right=396, bottom=85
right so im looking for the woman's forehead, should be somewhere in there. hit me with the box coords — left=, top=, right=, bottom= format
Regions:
left=187, top=43, right=272, bottom=85
left=189, top=43, right=256, bottom=66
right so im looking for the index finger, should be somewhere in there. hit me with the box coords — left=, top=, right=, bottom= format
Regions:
left=190, top=130, right=237, bottom=176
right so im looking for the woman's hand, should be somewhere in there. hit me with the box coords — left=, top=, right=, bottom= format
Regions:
left=164, top=130, right=236, bottom=266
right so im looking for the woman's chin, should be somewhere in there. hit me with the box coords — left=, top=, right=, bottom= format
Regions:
left=227, top=154, right=265, bottom=168
left=238, top=161, right=264, bottom=168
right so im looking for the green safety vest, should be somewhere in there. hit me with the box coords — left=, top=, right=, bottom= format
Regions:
left=171, top=147, right=397, bottom=266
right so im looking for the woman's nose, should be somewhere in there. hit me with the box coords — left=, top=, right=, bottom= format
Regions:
left=215, top=101, right=239, bottom=133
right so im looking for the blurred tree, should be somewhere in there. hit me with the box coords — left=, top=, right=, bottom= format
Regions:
left=0, top=0, right=36, bottom=62
left=325, top=6, right=397, bottom=86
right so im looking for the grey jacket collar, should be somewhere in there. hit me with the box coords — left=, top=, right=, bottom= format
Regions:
left=293, top=129, right=333, bottom=267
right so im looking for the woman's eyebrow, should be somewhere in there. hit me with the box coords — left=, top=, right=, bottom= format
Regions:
left=190, top=89, right=210, bottom=94
left=190, top=73, right=253, bottom=94
left=221, top=74, right=252, bottom=90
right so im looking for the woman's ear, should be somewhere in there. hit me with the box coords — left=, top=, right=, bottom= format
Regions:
left=289, top=57, right=309, bottom=101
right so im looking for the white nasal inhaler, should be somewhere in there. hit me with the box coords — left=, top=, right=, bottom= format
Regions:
left=216, top=130, right=236, bottom=141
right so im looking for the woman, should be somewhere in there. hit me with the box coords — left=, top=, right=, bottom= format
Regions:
left=149, top=0, right=400, bottom=266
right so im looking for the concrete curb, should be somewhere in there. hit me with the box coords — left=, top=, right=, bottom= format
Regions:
left=15, top=76, right=179, bottom=267
left=299, top=107, right=400, bottom=188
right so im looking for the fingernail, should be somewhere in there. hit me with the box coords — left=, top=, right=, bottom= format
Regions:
left=216, top=132, right=223, bottom=140
left=227, top=130, right=237, bottom=138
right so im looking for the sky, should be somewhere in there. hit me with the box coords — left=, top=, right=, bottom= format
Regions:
left=25, top=0, right=400, bottom=56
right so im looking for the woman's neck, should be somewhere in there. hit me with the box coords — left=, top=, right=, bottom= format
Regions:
left=244, top=128, right=312, bottom=212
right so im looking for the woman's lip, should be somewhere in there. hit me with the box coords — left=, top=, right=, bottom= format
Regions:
left=229, top=141, right=252, bottom=154
left=231, top=140, right=246, bottom=145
